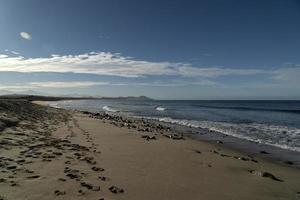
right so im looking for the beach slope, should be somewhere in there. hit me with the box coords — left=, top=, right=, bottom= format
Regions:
left=0, top=100, right=299, bottom=200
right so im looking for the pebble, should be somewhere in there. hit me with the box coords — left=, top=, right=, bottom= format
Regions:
left=194, top=150, right=202, bottom=154
left=284, top=161, right=294, bottom=165
left=54, top=190, right=66, bottom=196
left=26, top=175, right=40, bottom=179
left=92, top=166, right=104, bottom=172
left=141, top=135, right=156, bottom=141
left=109, top=185, right=124, bottom=194
left=259, top=151, right=270, bottom=154
left=248, top=170, right=283, bottom=182
left=80, top=182, right=93, bottom=190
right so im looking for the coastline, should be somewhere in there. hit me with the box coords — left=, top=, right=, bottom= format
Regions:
left=150, top=118, right=300, bottom=169
left=1, top=100, right=300, bottom=199
left=44, top=99, right=300, bottom=168
left=97, top=111, right=300, bottom=169
left=45, top=99, right=300, bottom=161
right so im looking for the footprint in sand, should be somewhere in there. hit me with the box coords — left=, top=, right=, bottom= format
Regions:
left=92, top=166, right=104, bottom=172
left=98, top=176, right=110, bottom=181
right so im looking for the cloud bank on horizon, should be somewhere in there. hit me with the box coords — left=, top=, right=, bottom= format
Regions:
left=0, top=51, right=299, bottom=99
left=0, top=51, right=299, bottom=80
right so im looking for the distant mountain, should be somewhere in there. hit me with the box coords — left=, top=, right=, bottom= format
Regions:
left=0, top=90, right=14, bottom=96
left=0, top=94, right=153, bottom=101
left=100, top=96, right=153, bottom=100
left=0, top=90, right=49, bottom=96
left=0, top=94, right=97, bottom=101
left=59, top=93, right=97, bottom=98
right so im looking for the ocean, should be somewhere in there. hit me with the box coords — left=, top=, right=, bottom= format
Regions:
left=48, top=100, right=300, bottom=153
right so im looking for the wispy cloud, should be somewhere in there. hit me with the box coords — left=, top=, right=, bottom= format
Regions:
left=3, top=49, right=20, bottom=56
left=0, top=84, right=33, bottom=91
left=0, top=52, right=176, bottom=77
left=0, top=81, right=109, bottom=91
left=0, top=51, right=299, bottom=87
left=20, top=32, right=32, bottom=40
left=11, top=51, right=20, bottom=55
left=29, top=81, right=109, bottom=88
left=123, top=80, right=216, bottom=87
left=0, top=51, right=276, bottom=78
left=0, top=79, right=217, bottom=92
left=178, top=66, right=268, bottom=78
left=273, top=67, right=300, bottom=83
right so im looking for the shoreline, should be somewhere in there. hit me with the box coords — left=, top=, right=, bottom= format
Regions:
left=43, top=99, right=300, bottom=168
left=154, top=119, right=300, bottom=169
left=1, top=100, right=300, bottom=199
left=46, top=99, right=300, bottom=169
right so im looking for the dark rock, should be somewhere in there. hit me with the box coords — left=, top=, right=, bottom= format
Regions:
left=66, top=173, right=79, bottom=179
left=109, top=185, right=124, bottom=194
left=194, top=150, right=202, bottom=154
left=141, top=135, right=156, bottom=141
left=6, top=165, right=17, bottom=170
left=92, top=166, right=104, bottom=172
left=262, top=172, right=283, bottom=182
left=54, top=190, right=66, bottom=196
left=237, top=157, right=250, bottom=161
left=0, top=178, right=7, bottom=183
left=259, top=151, right=270, bottom=154
left=248, top=170, right=283, bottom=182
left=220, top=154, right=231, bottom=157
left=26, top=175, right=40, bottom=179
left=164, top=134, right=184, bottom=140
left=284, top=161, right=294, bottom=165
left=80, top=182, right=93, bottom=190
left=98, top=176, right=109, bottom=181
left=78, top=189, right=85, bottom=195
left=92, top=186, right=101, bottom=191
left=10, top=182, right=18, bottom=187
left=84, top=157, right=97, bottom=165
left=25, top=169, right=34, bottom=174
left=53, top=152, right=63, bottom=156
left=212, top=150, right=219, bottom=154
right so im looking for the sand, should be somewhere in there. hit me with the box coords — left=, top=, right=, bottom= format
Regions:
left=0, top=101, right=300, bottom=200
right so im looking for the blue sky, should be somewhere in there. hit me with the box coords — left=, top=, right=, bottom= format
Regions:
left=0, top=0, right=300, bottom=99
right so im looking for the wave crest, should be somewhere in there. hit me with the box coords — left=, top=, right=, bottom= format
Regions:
left=102, top=106, right=118, bottom=113
left=146, top=117, right=300, bottom=152
left=156, top=106, right=166, bottom=111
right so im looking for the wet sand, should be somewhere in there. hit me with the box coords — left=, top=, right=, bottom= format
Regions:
left=0, top=101, right=300, bottom=200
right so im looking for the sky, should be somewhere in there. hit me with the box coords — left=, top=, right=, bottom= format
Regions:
left=0, top=0, right=300, bottom=100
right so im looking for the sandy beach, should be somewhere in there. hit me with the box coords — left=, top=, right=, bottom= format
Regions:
left=0, top=100, right=300, bottom=200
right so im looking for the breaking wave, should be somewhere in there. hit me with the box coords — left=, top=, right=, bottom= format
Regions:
left=102, top=106, right=118, bottom=113
left=144, top=117, right=300, bottom=152
left=155, top=106, right=166, bottom=111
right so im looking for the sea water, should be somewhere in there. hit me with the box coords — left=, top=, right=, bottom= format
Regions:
left=49, top=100, right=300, bottom=153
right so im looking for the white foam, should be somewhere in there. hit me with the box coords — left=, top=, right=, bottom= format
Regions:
left=139, top=116, right=300, bottom=152
left=156, top=107, right=166, bottom=111
left=102, top=106, right=118, bottom=113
